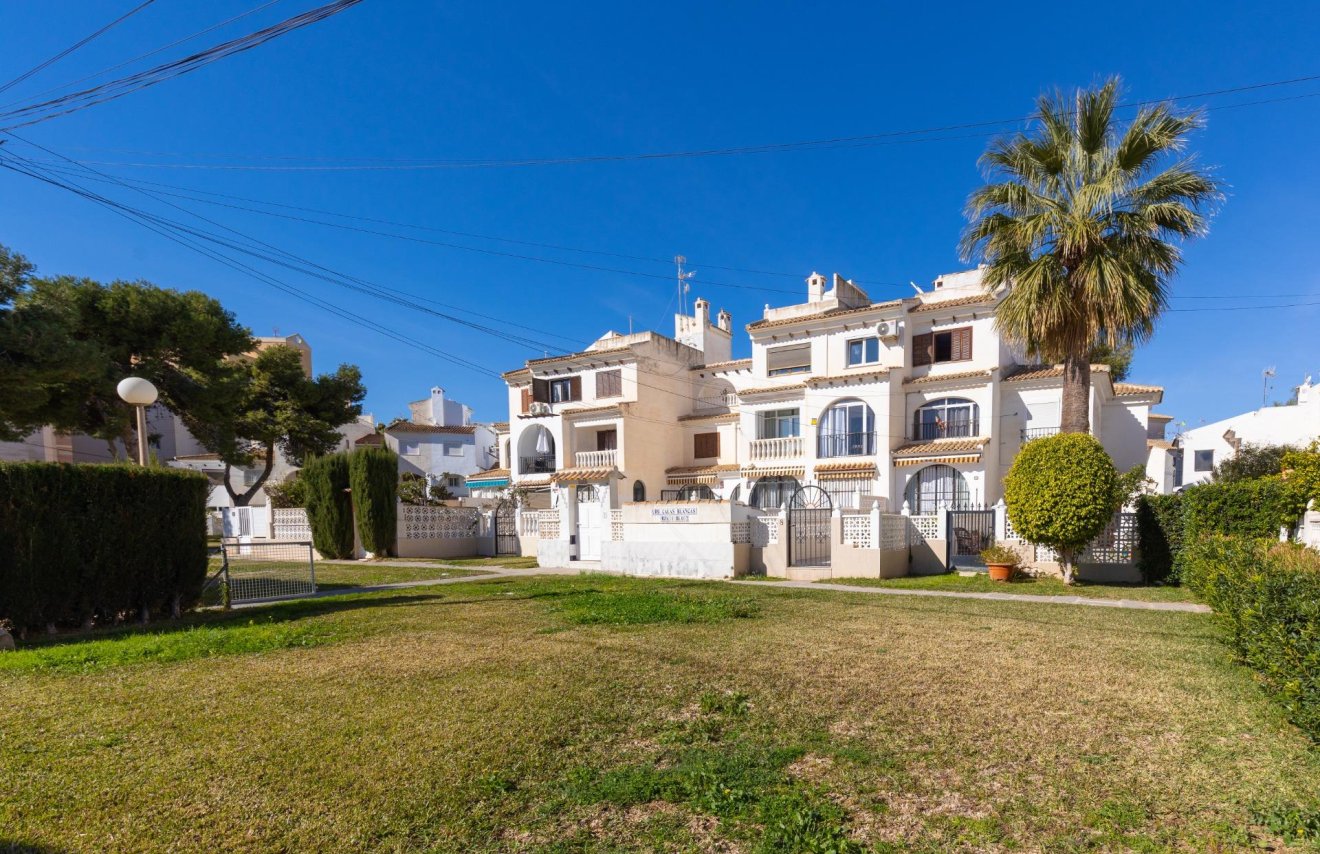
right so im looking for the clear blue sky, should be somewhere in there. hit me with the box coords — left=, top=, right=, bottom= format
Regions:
left=2, top=1, right=1317, bottom=431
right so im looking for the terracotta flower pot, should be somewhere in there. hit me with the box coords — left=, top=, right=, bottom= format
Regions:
left=986, top=562, right=1014, bottom=582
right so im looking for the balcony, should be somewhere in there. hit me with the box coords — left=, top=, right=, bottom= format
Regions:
left=749, top=436, right=803, bottom=461
left=1021, top=426, right=1060, bottom=442
left=818, top=431, right=877, bottom=458
left=910, top=419, right=980, bottom=441
left=695, top=391, right=737, bottom=411
left=520, top=454, right=556, bottom=474
left=574, top=449, right=617, bottom=468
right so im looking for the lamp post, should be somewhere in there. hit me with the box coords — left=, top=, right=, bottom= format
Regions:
left=116, top=377, right=158, bottom=465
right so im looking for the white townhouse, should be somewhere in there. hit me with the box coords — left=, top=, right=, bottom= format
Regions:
left=365, top=386, right=497, bottom=498
left=1175, top=376, right=1320, bottom=488
left=495, top=267, right=1171, bottom=564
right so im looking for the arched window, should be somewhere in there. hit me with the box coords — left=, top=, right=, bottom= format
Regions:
left=632, top=480, right=646, bottom=502
left=912, top=398, right=979, bottom=441
left=518, top=426, right=556, bottom=474
left=749, top=476, right=799, bottom=509
left=818, top=399, right=876, bottom=457
left=904, top=465, right=969, bottom=514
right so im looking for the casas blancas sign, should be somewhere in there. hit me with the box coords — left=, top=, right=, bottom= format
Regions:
left=649, top=506, right=699, bottom=522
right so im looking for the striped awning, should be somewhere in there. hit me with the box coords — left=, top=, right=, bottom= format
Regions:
left=740, top=465, right=805, bottom=479
left=549, top=466, right=622, bottom=484
left=665, top=463, right=740, bottom=486
left=814, top=461, right=877, bottom=480
left=467, top=476, right=510, bottom=488
left=893, top=454, right=981, bottom=467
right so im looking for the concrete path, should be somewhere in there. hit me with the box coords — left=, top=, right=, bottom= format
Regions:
left=242, top=561, right=1209, bottom=614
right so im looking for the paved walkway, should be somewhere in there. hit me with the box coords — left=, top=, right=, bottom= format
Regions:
left=265, top=560, right=1210, bottom=614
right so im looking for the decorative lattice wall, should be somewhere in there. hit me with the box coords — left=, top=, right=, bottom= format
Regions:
left=1082, top=512, right=1138, bottom=564
left=272, top=508, right=311, bottom=541
left=400, top=506, right=480, bottom=540
left=908, top=514, right=939, bottom=542
left=538, top=509, right=559, bottom=540
left=610, top=509, right=623, bottom=542
left=841, top=514, right=871, bottom=548
left=879, top=514, right=909, bottom=551
left=730, top=521, right=751, bottom=544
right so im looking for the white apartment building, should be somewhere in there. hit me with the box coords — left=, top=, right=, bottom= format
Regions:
left=371, top=386, right=497, bottom=498
left=1176, top=376, right=1320, bottom=488
left=497, top=268, right=1170, bottom=565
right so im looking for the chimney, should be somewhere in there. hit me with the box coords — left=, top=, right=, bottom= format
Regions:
left=694, top=296, right=710, bottom=328
left=807, top=272, right=826, bottom=303
left=430, top=386, right=446, bottom=426
left=716, top=308, right=732, bottom=332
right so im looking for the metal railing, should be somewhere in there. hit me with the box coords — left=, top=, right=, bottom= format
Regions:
left=574, top=449, right=617, bottom=468
left=749, top=436, right=803, bottom=461
left=1021, top=426, right=1060, bottom=442
left=520, top=453, right=556, bottom=474
left=817, top=431, right=877, bottom=458
left=910, top=419, right=979, bottom=441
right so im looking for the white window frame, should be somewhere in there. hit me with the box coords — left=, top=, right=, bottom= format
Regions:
left=549, top=378, right=573, bottom=402
left=757, top=408, right=801, bottom=440
left=400, top=439, right=421, bottom=456
left=846, top=337, right=880, bottom=367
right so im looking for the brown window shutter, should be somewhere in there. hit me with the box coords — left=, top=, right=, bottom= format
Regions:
left=520, top=388, right=532, bottom=413
left=568, top=375, right=582, bottom=401
left=955, top=327, right=972, bottom=361
left=694, top=432, right=719, bottom=458
left=532, top=378, right=549, bottom=403
left=596, top=369, right=621, bottom=398
left=912, top=332, right=933, bottom=367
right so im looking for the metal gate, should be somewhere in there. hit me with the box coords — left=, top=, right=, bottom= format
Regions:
left=947, top=509, right=995, bottom=569
left=495, top=500, right=519, bottom=555
left=788, top=484, right=832, bottom=567
left=204, top=541, right=317, bottom=606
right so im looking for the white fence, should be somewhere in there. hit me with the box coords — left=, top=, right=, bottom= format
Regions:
left=399, top=505, right=480, bottom=540
left=272, top=507, right=311, bottom=541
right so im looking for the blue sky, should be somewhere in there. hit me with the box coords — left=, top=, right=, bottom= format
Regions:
left=2, top=1, right=1318, bottom=431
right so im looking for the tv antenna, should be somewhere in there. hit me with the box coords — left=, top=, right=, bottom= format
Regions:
left=675, top=255, right=696, bottom=315
left=1262, top=366, right=1276, bottom=407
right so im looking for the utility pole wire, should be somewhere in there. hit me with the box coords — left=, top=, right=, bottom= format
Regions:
left=0, top=0, right=157, bottom=96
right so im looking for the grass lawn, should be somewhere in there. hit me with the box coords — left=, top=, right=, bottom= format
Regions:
left=209, top=558, right=491, bottom=592
left=385, top=555, right=542, bottom=570
left=3, top=574, right=1318, bottom=852
left=822, top=571, right=1198, bottom=603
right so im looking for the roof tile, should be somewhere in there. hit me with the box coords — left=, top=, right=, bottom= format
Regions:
left=892, top=437, right=990, bottom=456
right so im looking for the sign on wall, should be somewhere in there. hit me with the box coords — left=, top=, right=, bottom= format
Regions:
left=649, top=506, right=699, bottom=522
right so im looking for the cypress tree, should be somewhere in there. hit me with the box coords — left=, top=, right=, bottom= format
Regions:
left=349, top=447, right=399, bottom=556
left=302, top=453, right=354, bottom=559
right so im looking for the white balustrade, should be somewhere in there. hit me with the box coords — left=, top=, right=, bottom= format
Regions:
left=749, top=436, right=803, bottom=461
left=696, top=391, right=738, bottom=411
left=574, top=449, right=617, bottom=468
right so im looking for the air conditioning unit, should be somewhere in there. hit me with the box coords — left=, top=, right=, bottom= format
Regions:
left=876, top=320, right=900, bottom=340
left=529, top=402, right=551, bottom=416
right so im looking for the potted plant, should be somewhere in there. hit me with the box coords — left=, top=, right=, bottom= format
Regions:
left=980, top=543, right=1020, bottom=582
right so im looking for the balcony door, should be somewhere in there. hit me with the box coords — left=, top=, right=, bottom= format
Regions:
left=818, top=399, right=875, bottom=457
left=596, top=429, right=617, bottom=451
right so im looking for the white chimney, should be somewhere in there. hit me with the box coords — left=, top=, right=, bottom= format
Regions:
left=807, top=272, right=826, bottom=303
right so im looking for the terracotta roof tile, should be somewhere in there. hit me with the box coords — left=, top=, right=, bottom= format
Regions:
left=737, top=383, right=808, bottom=397
left=1147, top=439, right=1174, bottom=450
left=1001, top=363, right=1111, bottom=382
left=549, top=466, right=622, bottom=483
left=808, top=369, right=891, bottom=386
left=903, top=369, right=992, bottom=386
left=354, top=433, right=384, bottom=446
left=665, top=463, right=741, bottom=475
left=908, top=294, right=996, bottom=313
left=561, top=404, right=623, bottom=418
left=692, top=358, right=752, bottom=372
left=1114, top=382, right=1164, bottom=397
left=746, top=300, right=903, bottom=331
left=678, top=412, right=740, bottom=424
left=466, top=468, right=510, bottom=482
left=1149, top=413, right=1174, bottom=421
left=384, top=420, right=476, bottom=435
left=491, top=421, right=509, bottom=431
left=893, top=437, right=990, bottom=456
left=525, top=344, right=632, bottom=367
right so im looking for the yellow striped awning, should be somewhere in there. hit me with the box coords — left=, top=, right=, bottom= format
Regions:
left=740, top=465, right=806, bottom=479
left=893, top=454, right=981, bottom=467
left=814, top=461, right=877, bottom=480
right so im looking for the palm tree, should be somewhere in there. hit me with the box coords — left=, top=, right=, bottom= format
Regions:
left=961, top=78, right=1220, bottom=434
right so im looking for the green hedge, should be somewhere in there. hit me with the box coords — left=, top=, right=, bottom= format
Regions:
left=302, top=454, right=354, bottom=559
left=1182, top=478, right=1298, bottom=541
left=1183, top=535, right=1320, bottom=741
left=348, top=447, right=398, bottom=556
left=1135, top=493, right=1184, bottom=583
left=0, top=462, right=208, bottom=634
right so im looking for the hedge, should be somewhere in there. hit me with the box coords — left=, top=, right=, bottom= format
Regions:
left=302, top=454, right=354, bottom=559
left=1181, top=477, right=1298, bottom=541
left=0, top=462, right=208, bottom=635
left=1183, top=535, right=1320, bottom=741
left=1135, top=493, right=1184, bottom=583
left=348, top=447, right=398, bottom=556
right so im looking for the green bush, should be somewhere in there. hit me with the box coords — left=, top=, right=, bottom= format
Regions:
left=349, top=447, right=398, bottom=556
left=265, top=474, right=307, bottom=508
left=1135, top=493, right=1184, bottom=584
left=0, top=462, right=208, bottom=635
left=302, top=454, right=354, bottom=559
left=1183, top=535, right=1320, bottom=741
left=1004, top=433, right=1118, bottom=583
left=1182, top=477, right=1298, bottom=542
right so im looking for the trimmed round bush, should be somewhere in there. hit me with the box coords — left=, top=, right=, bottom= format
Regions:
left=1004, top=433, right=1118, bottom=583
left=348, top=447, right=398, bottom=557
left=302, top=453, right=354, bottom=559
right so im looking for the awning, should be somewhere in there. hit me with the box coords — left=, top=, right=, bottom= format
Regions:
left=814, top=461, right=877, bottom=480
left=467, top=476, right=510, bottom=488
left=893, top=454, right=982, bottom=467
left=665, top=463, right=740, bottom=485
left=549, top=466, right=623, bottom=484
left=740, top=465, right=806, bottom=479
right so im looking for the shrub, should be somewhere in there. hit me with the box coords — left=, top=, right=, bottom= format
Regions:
left=265, top=473, right=307, bottom=508
left=1135, top=493, right=1183, bottom=584
left=1182, top=477, right=1298, bottom=542
left=1183, top=535, right=1320, bottom=741
left=979, top=543, right=1020, bottom=566
left=301, top=454, right=354, bottom=559
left=0, top=462, right=208, bottom=635
left=349, top=447, right=398, bottom=556
left=1004, top=433, right=1119, bottom=583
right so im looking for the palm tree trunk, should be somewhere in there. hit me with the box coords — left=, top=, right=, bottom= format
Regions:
left=1060, top=351, right=1091, bottom=434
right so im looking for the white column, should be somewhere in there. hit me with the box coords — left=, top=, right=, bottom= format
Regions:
left=993, top=498, right=1008, bottom=541
left=935, top=501, right=949, bottom=541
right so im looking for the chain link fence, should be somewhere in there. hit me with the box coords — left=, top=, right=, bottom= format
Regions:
left=204, top=541, right=317, bottom=606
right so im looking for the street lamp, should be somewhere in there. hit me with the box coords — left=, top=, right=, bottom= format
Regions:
left=117, top=377, right=158, bottom=465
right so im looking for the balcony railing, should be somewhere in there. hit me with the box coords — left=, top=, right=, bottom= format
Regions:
left=817, top=431, right=877, bottom=458
left=1021, top=426, right=1060, bottom=442
left=520, top=454, right=556, bottom=474
left=574, top=449, right=617, bottom=468
left=910, top=419, right=980, bottom=441
left=749, top=436, right=803, bottom=461
left=695, top=391, right=737, bottom=411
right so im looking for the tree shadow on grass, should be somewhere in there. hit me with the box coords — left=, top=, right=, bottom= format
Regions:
left=2, top=841, right=70, bottom=853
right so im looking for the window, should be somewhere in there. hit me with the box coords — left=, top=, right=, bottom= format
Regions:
left=912, top=327, right=973, bottom=366
left=750, top=476, right=799, bottom=509
left=596, top=429, right=617, bottom=451
left=821, top=478, right=873, bottom=510
left=550, top=378, right=574, bottom=403
left=401, top=439, right=421, bottom=455
left=766, top=343, right=811, bottom=376
left=534, top=376, right=581, bottom=404
left=632, top=480, right=646, bottom=502
left=694, top=432, right=720, bottom=459
left=1194, top=449, right=1214, bottom=472
left=818, top=399, right=875, bottom=457
left=445, top=443, right=464, bottom=456
left=596, top=369, right=622, bottom=398
left=904, top=465, right=970, bottom=514
left=847, top=337, right=880, bottom=366
left=757, top=409, right=800, bottom=439
left=447, top=476, right=462, bottom=488
left=912, top=398, right=979, bottom=440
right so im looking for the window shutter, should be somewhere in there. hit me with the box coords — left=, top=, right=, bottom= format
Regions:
left=912, top=333, right=933, bottom=367
left=532, top=379, right=549, bottom=403
left=521, top=388, right=532, bottom=413
left=596, top=369, right=621, bottom=398
left=952, top=327, right=972, bottom=361
left=568, top=375, right=582, bottom=401
left=766, top=343, right=811, bottom=374
left=694, top=432, right=719, bottom=458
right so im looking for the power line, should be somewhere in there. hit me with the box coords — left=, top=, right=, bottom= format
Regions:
left=35, top=73, right=1320, bottom=171
left=0, top=0, right=156, bottom=97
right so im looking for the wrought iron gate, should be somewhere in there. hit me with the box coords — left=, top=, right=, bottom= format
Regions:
left=788, top=484, right=832, bottom=567
left=494, top=500, right=519, bottom=555
left=947, top=509, right=995, bottom=569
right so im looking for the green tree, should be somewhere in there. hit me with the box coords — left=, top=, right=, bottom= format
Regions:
left=1004, top=433, right=1120, bottom=584
left=301, top=453, right=354, bottom=559
left=349, top=447, right=399, bottom=556
left=1212, top=443, right=1294, bottom=483
left=961, top=78, right=1220, bottom=433
left=1089, top=340, right=1134, bottom=383
left=192, top=345, right=366, bottom=506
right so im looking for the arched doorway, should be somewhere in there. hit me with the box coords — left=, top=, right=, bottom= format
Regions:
left=788, top=484, right=832, bottom=567
left=904, top=464, right=969, bottom=514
